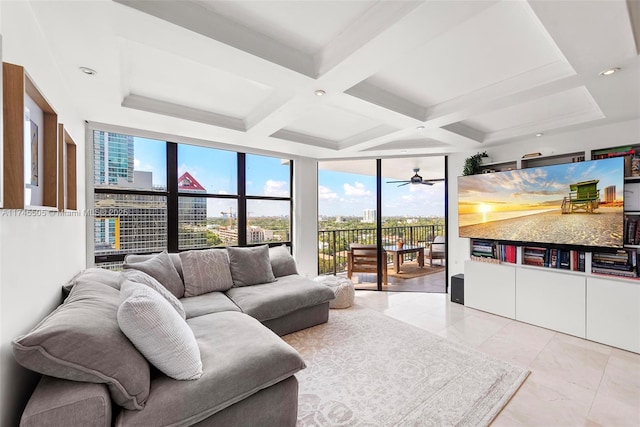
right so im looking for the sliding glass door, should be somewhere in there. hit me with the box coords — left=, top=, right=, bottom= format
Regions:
left=318, top=157, right=447, bottom=292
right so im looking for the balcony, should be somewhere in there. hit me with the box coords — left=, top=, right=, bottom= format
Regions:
left=318, top=224, right=445, bottom=277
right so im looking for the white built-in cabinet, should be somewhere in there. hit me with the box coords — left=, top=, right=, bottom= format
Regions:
left=465, top=260, right=640, bottom=353
left=515, top=267, right=585, bottom=338
left=465, top=262, right=515, bottom=319
left=586, top=276, right=640, bottom=353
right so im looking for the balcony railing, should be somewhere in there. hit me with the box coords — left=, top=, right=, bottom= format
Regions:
left=318, top=224, right=445, bottom=275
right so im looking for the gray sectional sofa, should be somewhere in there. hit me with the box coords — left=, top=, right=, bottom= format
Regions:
left=13, top=245, right=335, bottom=426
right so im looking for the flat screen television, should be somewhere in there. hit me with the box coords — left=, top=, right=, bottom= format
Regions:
left=457, top=157, right=625, bottom=249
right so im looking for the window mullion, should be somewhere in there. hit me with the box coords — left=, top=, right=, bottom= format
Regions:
left=167, top=142, right=178, bottom=252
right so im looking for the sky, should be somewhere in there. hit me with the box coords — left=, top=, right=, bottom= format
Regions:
left=131, top=137, right=445, bottom=218
left=318, top=166, right=445, bottom=218
left=458, top=156, right=624, bottom=215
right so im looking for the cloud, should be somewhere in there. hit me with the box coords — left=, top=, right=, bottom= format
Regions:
left=134, top=158, right=154, bottom=172
left=319, top=185, right=338, bottom=200
left=344, top=181, right=371, bottom=197
left=264, top=180, right=288, bottom=197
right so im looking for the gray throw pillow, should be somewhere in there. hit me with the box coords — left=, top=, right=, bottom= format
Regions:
left=269, top=245, right=299, bottom=277
left=179, top=249, right=234, bottom=297
left=12, top=282, right=150, bottom=410
left=120, top=270, right=186, bottom=319
left=227, top=245, right=277, bottom=287
left=118, top=281, right=203, bottom=381
left=123, top=251, right=184, bottom=298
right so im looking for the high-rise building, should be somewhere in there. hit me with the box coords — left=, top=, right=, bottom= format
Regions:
left=93, top=131, right=134, bottom=185
left=363, top=209, right=376, bottom=223
left=93, top=131, right=207, bottom=255
left=603, top=185, right=616, bottom=203
left=178, top=172, right=208, bottom=249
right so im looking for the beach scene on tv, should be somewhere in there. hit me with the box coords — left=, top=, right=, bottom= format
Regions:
left=458, top=157, right=625, bottom=248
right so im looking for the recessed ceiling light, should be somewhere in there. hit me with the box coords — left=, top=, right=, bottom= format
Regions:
left=536, top=133, right=544, bottom=137
left=314, top=89, right=326, bottom=97
left=79, top=66, right=97, bottom=76
left=416, top=126, right=425, bottom=131
left=599, top=67, right=620, bottom=76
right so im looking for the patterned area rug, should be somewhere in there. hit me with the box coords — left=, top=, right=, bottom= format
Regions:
left=284, top=305, right=529, bottom=427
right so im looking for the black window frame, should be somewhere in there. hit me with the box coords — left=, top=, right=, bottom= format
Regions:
left=92, top=132, right=294, bottom=266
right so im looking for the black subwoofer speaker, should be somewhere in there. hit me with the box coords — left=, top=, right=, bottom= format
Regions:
left=451, top=274, right=464, bottom=305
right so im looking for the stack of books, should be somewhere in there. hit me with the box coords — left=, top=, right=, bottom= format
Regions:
left=592, top=250, right=637, bottom=277
left=471, top=240, right=495, bottom=259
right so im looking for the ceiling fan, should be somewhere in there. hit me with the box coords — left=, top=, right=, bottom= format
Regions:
left=386, top=168, right=445, bottom=187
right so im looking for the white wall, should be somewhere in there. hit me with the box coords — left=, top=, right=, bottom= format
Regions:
left=447, top=118, right=640, bottom=288
left=0, top=2, right=86, bottom=425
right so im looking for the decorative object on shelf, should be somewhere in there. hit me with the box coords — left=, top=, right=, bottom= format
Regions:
left=462, top=151, right=488, bottom=176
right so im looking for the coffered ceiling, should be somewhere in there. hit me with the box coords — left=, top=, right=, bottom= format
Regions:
left=21, top=0, right=640, bottom=160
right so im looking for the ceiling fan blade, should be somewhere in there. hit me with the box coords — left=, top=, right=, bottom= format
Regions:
left=424, top=178, right=445, bottom=182
left=386, top=180, right=410, bottom=183
left=398, top=182, right=411, bottom=187
left=421, top=181, right=434, bottom=186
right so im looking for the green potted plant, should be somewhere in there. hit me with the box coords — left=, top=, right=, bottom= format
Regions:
left=462, top=151, right=489, bottom=176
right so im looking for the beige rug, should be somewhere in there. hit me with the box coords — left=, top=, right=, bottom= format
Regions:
left=388, top=262, right=445, bottom=279
left=284, top=305, right=529, bottom=427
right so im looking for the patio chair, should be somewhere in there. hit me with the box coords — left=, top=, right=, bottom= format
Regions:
left=425, top=236, right=446, bottom=266
left=347, top=244, right=388, bottom=286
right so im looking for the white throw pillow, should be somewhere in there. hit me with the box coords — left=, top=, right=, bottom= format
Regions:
left=118, top=281, right=202, bottom=380
left=120, top=270, right=186, bottom=319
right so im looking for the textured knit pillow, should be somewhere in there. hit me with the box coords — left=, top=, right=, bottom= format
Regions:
left=12, top=282, right=150, bottom=410
left=120, top=270, right=186, bottom=319
left=179, top=249, right=234, bottom=297
left=227, top=245, right=276, bottom=287
left=123, top=251, right=184, bottom=298
left=269, top=245, right=298, bottom=277
left=118, top=281, right=203, bottom=381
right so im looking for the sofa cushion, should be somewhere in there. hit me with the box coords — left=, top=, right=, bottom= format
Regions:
left=181, top=292, right=241, bottom=319
left=20, top=376, right=112, bottom=427
left=269, top=245, right=298, bottom=278
left=116, top=311, right=305, bottom=426
left=124, top=252, right=184, bottom=282
left=63, top=267, right=121, bottom=297
left=225, top=274, right=335, bottom=322
left=123, top=251, right=184, bottom=298
left=118, top=281, right=203, bottom=381
left=12, top=282, right=150, bottom=410
left=120, top=270, right=186, bottom=319
left=179, top=249, right=234, bottom=296
left=227, top=245, right=276, bottom=287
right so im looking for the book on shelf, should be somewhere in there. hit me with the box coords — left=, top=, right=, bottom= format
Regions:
left=471, top=240, right=496, bottom=258
left=591, top=250, right=638, bottom=278
left=632, top=157, right=640, bottom=177
left=523, top=246, right=585, bottom=271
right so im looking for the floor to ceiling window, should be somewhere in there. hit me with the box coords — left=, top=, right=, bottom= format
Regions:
left=92, top=129, right=292, bottom=269
left=318, top=157, right=446, bottom=292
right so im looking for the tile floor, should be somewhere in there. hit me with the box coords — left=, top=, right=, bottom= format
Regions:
left=355, top=290, right=640, bottom=426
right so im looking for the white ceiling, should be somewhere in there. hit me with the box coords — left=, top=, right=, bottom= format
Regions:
left=22, top=0, right=640, bottom=162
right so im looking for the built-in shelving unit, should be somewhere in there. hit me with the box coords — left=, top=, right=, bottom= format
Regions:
left=464, top=144, right=640, bottom=354
left=2, top=62, right=76, bottom=212
left=58, top=124, right=77, bottom=211
left=2, top=62, right=59, bottom=209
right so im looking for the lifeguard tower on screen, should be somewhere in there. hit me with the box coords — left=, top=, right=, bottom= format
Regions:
left=561, top=180, right=600, bottom=214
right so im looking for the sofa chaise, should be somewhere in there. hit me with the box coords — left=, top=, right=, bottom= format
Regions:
left=13, top=245, right=335, bottom=426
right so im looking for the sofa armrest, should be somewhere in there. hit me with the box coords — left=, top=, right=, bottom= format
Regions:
left=20, top=376, right=112, bottom=427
